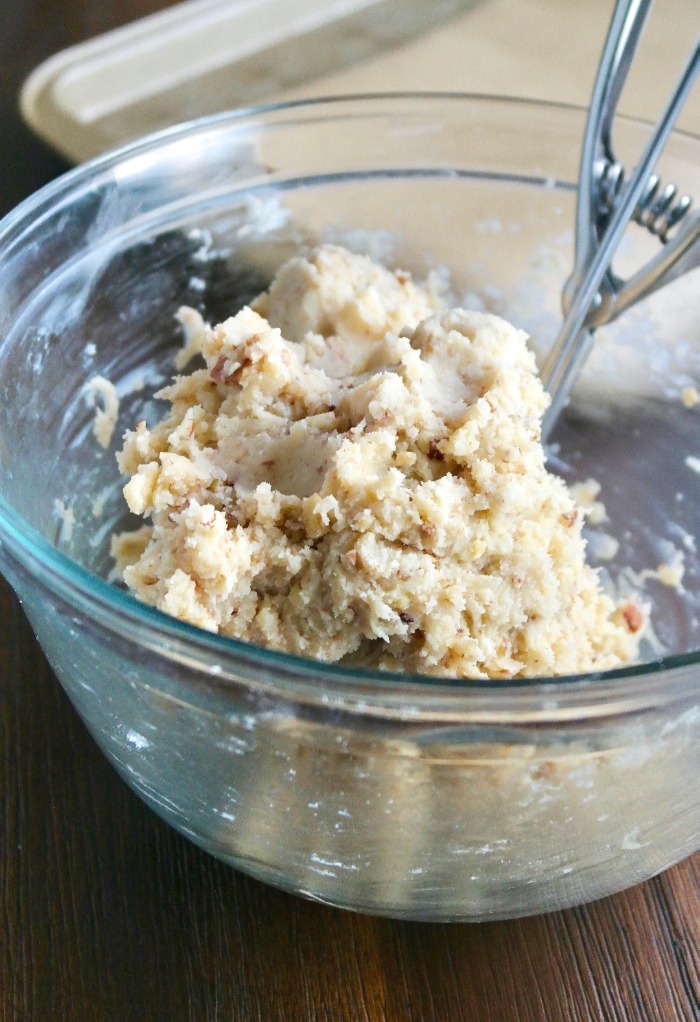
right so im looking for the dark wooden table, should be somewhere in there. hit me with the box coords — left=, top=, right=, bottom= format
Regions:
left=1, top=3, right=698, bottom=1019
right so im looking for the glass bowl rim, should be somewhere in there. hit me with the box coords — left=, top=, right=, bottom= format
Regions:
left=0, top=91, right=698, bottom=703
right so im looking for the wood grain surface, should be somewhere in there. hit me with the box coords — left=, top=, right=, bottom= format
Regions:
left=1, top=2, right=698, bottom=1020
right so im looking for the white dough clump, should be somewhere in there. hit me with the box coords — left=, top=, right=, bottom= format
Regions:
left=53, top=499, right=75, bottom=544
left=112, top=244, right=644, bottom=678
left=681, top=385, right=698, bottom=408
left=85, top=375, right=120, bottom=448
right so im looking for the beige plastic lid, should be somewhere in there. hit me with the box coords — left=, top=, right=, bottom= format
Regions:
left=20, top=0, right=478, bottom=163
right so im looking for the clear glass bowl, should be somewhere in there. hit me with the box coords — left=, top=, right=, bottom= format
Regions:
left=0, top=95, right=697, bottom=921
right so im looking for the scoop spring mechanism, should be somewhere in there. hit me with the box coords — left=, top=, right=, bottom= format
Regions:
left=595, top=159, right=693, bottom=241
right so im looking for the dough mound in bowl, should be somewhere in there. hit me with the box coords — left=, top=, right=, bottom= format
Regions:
left=112, top=244, right=644, bottom=678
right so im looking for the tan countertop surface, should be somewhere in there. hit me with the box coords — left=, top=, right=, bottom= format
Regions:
left=278, top=0, right=699, bottom=130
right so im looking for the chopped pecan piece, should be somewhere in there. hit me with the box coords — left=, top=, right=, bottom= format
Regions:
left=428, top=439, right=445, bottom=462
left=622, top=603, right=644, bottom=633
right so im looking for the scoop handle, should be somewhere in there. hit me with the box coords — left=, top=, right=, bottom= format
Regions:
left=542, top=38, right=700, bottom=439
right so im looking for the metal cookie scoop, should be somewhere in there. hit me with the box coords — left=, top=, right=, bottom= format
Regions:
left=541, top=0, right=699, bottom=438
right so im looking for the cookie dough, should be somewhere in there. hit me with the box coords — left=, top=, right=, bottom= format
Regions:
left=112, top=244, right=644, bottom=678
left=86, top=375, right=120, bottom=448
